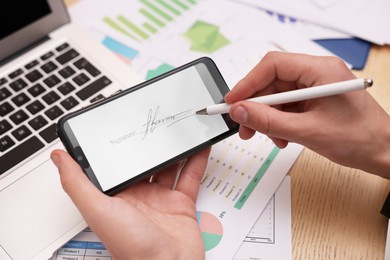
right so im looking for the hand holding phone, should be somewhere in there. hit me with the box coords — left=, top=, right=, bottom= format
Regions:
left=57, top=57, right=238, bottom=194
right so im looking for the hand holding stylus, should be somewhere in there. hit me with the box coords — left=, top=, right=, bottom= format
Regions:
left=196, top=78, right=373, bottom=115
left=221, top=52, right=390, bottom=179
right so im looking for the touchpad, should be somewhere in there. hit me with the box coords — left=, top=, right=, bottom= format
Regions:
left=0, top=159, right=84, bottom=259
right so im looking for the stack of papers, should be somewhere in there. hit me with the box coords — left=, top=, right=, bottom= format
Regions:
left=233, top=0, right=390, bottom=69
left=51, top=0, right=377, bottom=258
left=235, top=0, right=390, bottom=45
left=68, top=0, right=339, bottom=86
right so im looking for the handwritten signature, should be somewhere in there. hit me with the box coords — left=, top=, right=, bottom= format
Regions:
left=142, top=106, right=192, bottom=139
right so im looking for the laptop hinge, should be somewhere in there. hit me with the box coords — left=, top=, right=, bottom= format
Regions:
left=0, top=36, right=50, bottom=67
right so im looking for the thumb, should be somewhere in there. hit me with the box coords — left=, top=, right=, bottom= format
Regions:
left=229, top=101, right=303, bottom=143
left=50, top=149, right=106, bottom=212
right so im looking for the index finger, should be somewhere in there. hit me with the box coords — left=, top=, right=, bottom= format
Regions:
left=175, top=147, right=211, bottom=202
left=225, top=52, right=351, bottom=103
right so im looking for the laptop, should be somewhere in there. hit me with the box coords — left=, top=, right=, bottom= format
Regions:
left=0, top=1, right=141, bottom=259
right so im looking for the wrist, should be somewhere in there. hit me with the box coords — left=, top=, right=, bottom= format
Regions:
left=353, top=110, right=390, bottom=179
left=371, top=122, right=390, bottom=179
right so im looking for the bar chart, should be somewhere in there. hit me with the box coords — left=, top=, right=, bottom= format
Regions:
left=102, top=0, right=199, bottom=43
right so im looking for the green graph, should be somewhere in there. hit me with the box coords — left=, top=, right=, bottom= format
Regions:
left=103, top=0, right=197, bottom=42
left=145, top=63, right=175, bottom=80
left=184, top=20, right=230, bottom=53
left=234, top=146, right=280, bottom=210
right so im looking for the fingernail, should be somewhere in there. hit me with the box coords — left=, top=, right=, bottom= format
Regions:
left=231, top=105, right=248, bottom=124
left=51, top=154, right=60, bottom=169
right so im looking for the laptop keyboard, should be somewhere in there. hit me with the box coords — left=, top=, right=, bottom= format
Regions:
left=0, top=42, right=113, bottom=176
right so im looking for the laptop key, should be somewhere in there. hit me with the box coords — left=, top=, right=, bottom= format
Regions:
left=0, top=135, right=15, bottom=152
left=9, top=109, right=29, bottom=125
left=28, top=115, right=48, bottom=130
left=39, top=123, right=58, bottom=143
left=9, top=78, right=28, bottom=92
left=0, top=119, right=12, bottom=135
left=11, top=125, right=32, bottom=141
left=25, top=59, right=39, bottom=70
left=25, top=69, right=43, bottom=83
left=42, top=90, right=60, bottom=105
left=90, top=94, right=105, bottom=103
left=56, top=42, right=70, bottom=52
left=44, top=105, right=64, bottom=120
left=28, top=83, right=46, bottom=97
left=41, top=51, right=54, bottom=61
left=74, top=58, right=101, bottom=77
left=41, top=61, right=58, bottom=74
left=76, top=76, right=112, bottom=101
left=11, top=92, right=31, bottom=106
left=57, top=82, right=75, bottom=95
left=8, top=68, right=24, bottom=79
left=58, top=66, right=76, bottom=79
left=56, top=48, right=79, bottom=65
left=60, top=96, right=79, bottom=110
left=43, top=74, right=61, bottom=88
left=26, top=100, right=45, bottom=115
left=0, top=136, right=44, bottom=175
left=72, top=72, right=90, bottom=86
left=0, top=87, right=12, bottom=101
left=0, top=102, right=14, bottom=116
left=0, top=77, right=7, bottom=86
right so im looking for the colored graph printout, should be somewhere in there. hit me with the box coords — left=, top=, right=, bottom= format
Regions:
left=101, top=0, right=200, bottom=43
left=197, top=211, right=224, bottom=251
left=244, top=195, right=275, bottom=244
left=184, top=20, right=230, bottom=53
left=69, top=0, right=284, bottom=84
left=234, top=176, right=293, bottom=260
left=196, top=132, right=302, bottom=259
left=200, top=134, right=277, bottom=209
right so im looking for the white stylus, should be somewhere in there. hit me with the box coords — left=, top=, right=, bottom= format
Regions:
left=196, top=78, right=373, bottom=116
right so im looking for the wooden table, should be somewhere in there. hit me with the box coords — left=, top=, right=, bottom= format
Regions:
left=290, top=44, right=390, bottom=260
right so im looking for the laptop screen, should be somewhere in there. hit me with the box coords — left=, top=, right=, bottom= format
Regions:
left=1, top=1, right=51, bottom=40
left=0, top=0, right=70, bottom=63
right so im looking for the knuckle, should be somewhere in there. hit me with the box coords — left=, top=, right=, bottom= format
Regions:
left=262, top=51, right=280, bottom=62
left=325, top=56, right=347, bottom=68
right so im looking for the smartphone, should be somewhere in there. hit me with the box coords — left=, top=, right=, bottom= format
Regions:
left=57, top=57, right=239, bottom=195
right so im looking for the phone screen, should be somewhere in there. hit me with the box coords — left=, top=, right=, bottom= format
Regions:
left=58, top=57, right=238, bottom=194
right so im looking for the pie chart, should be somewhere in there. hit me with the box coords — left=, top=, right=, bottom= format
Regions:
left=196, top=211, right=223, bottom=251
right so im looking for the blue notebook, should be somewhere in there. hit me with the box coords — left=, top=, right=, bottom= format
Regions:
left=314, top=38, right=371, bottom=70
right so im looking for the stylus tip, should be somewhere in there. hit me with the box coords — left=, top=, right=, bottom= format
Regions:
left=196, top=108, right=207, bottom=115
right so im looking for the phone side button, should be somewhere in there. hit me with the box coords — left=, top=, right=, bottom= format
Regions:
left=74, top=146, right=90, bottom=169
